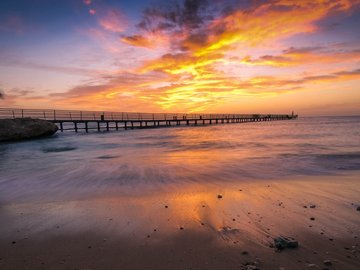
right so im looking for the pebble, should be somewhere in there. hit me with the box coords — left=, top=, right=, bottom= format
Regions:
left=242, top=251, right=248, bottom=255
left=274, top=236, right=299, bottom=250
left=357, top=206, right=360, bottom=211
left=307, top=264, right=317, bottom=268
left=217, top=194, right=223, bottom=199
left=12, top=241, right=16, bottom=244
left=310, top=217, right=315, bottom=221
left=323, top=260, right=332, bottom=266
left=309, top=205, right=316, bottom=208
left=165, top=205, right=168, bottom=208
left=180, top=227, right=184, bottom=230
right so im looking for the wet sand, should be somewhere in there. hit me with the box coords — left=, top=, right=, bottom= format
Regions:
left=1, top=172, right=360, bottom=270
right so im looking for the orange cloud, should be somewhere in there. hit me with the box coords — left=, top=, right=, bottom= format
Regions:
left=240, top=47, right=360, bottom=67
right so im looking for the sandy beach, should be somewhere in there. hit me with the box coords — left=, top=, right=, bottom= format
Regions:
left=1, top=172, right=359, bottom=270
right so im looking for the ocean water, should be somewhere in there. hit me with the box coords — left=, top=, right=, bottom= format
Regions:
left=0, top=116, right=359, bottom=203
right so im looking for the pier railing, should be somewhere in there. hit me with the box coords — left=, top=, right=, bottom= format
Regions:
left=0, top=108, right=293, bottom=121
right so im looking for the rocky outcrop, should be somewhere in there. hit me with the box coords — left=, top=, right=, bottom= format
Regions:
left=0, top=118, right=58, bottom=142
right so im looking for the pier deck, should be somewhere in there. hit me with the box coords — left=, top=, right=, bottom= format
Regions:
left=0, top=108, right=298, bottom=132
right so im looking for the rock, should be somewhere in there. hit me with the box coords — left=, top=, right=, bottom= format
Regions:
left=274, top=236, right=299, bottom=250
left=310, top=217, right=315, bottom=221
left=217, top=194, right=223, bottom=199
left=357, top=206, right=360, bottom=211
left=307, top=264, right=317, bottom=268
left=309, top=205, right=316, bottom=208
left=323, top=260, right=332, bottom=266
left=242, top=264, right=259, bottom=270
left=0, top=118, right=58, bottom=142
left=242, top=251, right=249, bottom=255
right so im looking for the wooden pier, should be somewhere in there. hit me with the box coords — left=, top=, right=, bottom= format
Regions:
left=0, top=108, right=298, bottom=133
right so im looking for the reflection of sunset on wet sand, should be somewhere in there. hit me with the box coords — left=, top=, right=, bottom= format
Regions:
left=2, top=173, right=360, bottom=269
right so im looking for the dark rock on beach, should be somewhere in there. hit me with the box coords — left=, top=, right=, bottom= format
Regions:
left=0, top=118, right=58, bottom=142
left=273, top=236, right=299, bottom=250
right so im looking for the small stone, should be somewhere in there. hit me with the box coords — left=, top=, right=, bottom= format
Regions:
left=323, top=260, right=332, bottom=266
left=329, top=238, right=334, bottom=241
left=242, top=251, right=248, bottom=255
left=217, top=194, right=223, bottom=199
left=303, top=206, right=308, bottom=208
left=180, top=227, right=184, bottom=230
left=201, top=222, right=205, bottom=226
left=233, top=218, right=236, bottom=221
left=165, top=205, right=168, bottom=208
left=309, top=205, right=316, bottom=208
left=310, top=217, right=315, bottom=221
left=88, top=246, right=92, bottom=249
left=357, top=206, right=360, bottom=211
left=307, top=264, right=317, bottom=268
left=12, top=241, right=16, bottom=244
left=147, top=235, right=150, bottom=238
left=274, top=236, right=298, bottom=250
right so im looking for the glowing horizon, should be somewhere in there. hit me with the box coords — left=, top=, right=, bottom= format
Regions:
left=0, top=0, right=360, bottom=116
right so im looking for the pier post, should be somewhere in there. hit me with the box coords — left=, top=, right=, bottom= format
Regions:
left=74, top=122, right=78, bottom=133
left=106, top=122, right=109, bottom=131
left=131, top=121, right=134, bottom=129
left=97, top=122, right=100, bottom=131
left=125, top=122, right=127, bottom=130
left=85, top=122, right=88, bottom=133
left=60, top=122, right=63, bottom=132
left=116, top=122, right=118, bottom=130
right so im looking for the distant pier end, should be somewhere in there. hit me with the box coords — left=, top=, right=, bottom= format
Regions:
left=0, top=108, right=298, bottom=133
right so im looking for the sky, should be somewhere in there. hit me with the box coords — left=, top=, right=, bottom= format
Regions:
left=0, top=0, right=360, bottom=116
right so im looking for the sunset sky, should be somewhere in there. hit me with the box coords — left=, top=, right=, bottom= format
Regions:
left=0, top=0, right=359, bottom=115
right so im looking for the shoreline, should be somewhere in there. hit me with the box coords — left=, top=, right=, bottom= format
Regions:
left=1, top=172, right=360, bottom=269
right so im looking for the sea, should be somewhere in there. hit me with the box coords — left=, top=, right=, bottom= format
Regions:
left=1, top=116, right=359, bottom=203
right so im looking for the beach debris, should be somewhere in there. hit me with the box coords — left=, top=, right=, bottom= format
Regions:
left=217, top=194, right=223, bottom=199
left=323, top=260, right=332, bottom=266
left=273, top=236, right=299, bottom=250
left=240, top=263, right=259, bottom=270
